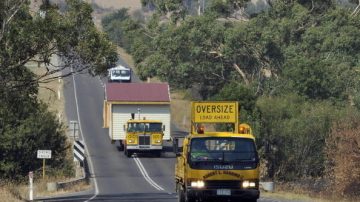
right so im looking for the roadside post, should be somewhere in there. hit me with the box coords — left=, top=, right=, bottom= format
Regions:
left=70, top=120, right=79, bottom=140
left=37, top=150, right=52, bottom=179
left=29, top=171, right=33, bottom=201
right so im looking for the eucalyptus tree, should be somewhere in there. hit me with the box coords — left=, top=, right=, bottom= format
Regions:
left=0, top=0, right=117, bottom=179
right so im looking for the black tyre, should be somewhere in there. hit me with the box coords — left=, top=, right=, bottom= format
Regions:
left=155, top=151, right=162, bottom=157
left=118, top=140, right=124, bottom=151
left=124, top=148, right=132, bottom=157
left=185, top=192, right=196, bottom=202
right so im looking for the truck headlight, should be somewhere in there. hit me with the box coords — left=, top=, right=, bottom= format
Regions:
left=128, top=140, right=134, bottom=143
left=242, top=181, right=256, bottom=188
left=191, top=180, right=205, bottom=188
left=155, top=140, right=161, bottom=143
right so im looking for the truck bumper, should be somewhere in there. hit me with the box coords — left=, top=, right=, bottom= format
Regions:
left=186, top=187, right=259, bottom=201
left=126, top=145, right=162, bottom=150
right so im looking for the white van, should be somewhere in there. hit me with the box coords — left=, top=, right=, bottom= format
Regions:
left=108, top=65, right=131, bottom=82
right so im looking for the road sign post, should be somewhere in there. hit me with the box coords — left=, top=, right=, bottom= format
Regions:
left=29, top=171, right=33, bottom=201
left=43, top=159, right=45, bottom=179
left=37, top=150, right=52, bottom=179
left=70, top=120, right=79, bottom=140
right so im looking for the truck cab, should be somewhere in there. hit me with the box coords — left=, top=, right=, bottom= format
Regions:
left=108, top=65, right=131, bottom=82
left=175, top=102, right=260, bottom=202
left=123, top=119, right=165, bottom=157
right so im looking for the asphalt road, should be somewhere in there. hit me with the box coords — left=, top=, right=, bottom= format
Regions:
left=38, top=65, right=301, bottom=202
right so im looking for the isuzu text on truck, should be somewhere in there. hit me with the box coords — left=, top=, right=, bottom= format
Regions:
left=174, top=101, right=260, bottom=202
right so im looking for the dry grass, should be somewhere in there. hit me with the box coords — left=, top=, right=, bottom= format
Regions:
left=261, top=191, right=331, bottom=202
left=7, top=176, right=91, bottom=201
left=170, top=91, right=192, bottom=132
left=90, top=0, right=141, bottom=13
left=32, top=178, right=91, bottom=197
left=325, top=117, right=360, bottom=199
left=116, top=47, right=135, bottom=70
left=27, top=59, right=66, bottom=123
left=0, top=186, right=22, bottom=202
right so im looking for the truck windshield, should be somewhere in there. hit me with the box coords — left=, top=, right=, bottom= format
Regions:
left=127, top=123, right=162, bottom=132
left=112, top=69, right=130, bottom=77
left=189, top=137, right=258, bottom=170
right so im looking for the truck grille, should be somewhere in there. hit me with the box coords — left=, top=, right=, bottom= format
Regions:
left=204, top=180, right=241, bottom=189
left=139, top=135, right=150, bottom=145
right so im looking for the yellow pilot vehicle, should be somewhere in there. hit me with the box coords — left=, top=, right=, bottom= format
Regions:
left=174, top=101, right=260, bottom=202
left=124, top=118, right=165, bottom=157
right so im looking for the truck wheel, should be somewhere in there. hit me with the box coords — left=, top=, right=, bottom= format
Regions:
left=178, top=186, right=185, bottom=202
left=185, top=193, right=195, bottom=202
left=118, top=141, right=124, bottom=151
left=124, top=149, right=132, bottom=158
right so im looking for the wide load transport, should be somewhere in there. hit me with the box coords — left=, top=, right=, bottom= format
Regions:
left=103, top=83, right=171, bottom=156
left=174, top=101, right=260, bottom=202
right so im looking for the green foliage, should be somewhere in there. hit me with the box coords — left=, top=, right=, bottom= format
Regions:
left=0, top=0, right=117, bottom=180
left=256, top=94, right=336, bottom=180
left=141, top=0, right=186, bottom=22
left=207, top=0, right=251, bottom=17
left=0, top=103, right=70, bottom=180
left=101, top=9, right=131, bottom=48
left=212, top=81, right=256, bottom=112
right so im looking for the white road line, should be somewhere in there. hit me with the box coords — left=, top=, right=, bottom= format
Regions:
left=133, top=157, right=165, bottom=191
left=70, top=69, right=99, bottom=201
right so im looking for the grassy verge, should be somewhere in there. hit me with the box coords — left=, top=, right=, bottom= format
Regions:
left=0, top=59, right=92, bottom=201
left=0, top=184, right=22, bottom=202
left=261, top=191, right=330, bottom=202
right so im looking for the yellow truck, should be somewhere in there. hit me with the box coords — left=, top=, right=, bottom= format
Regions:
left=123, top=119, right=165, bottom=157
left=174, top=101, right=260, bottom=202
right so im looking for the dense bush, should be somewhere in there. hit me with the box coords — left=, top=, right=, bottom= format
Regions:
left=256, top=94, right=338, bottom=180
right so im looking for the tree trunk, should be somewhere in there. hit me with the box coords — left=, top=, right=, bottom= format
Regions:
left=233, top=63, right=249, bottom=85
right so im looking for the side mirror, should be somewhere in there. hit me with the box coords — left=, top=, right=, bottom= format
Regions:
left=123, top=125, right=126, bottom=131
left=173, top=137, right=183, bottom=156
left=162, top=125, right=165, bottom=131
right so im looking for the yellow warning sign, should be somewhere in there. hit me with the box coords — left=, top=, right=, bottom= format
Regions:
left=192, top=102, right=238, bottom=123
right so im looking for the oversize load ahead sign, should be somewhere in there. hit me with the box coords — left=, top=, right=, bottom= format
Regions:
left=192, top=102, right=238, bottom=123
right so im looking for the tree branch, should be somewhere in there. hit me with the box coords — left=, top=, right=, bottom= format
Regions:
left=233, top=63, right=249, bottom=85
left=0, top=0, right=27, bottom=42
left=351, top=0, right=360, bottom=17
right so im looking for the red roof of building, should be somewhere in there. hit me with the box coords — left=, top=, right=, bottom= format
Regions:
left=106, top=83, right=170, bottom=102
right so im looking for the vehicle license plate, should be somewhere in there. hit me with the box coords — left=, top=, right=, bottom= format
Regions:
left=217, top=189, right=231, bottom=196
